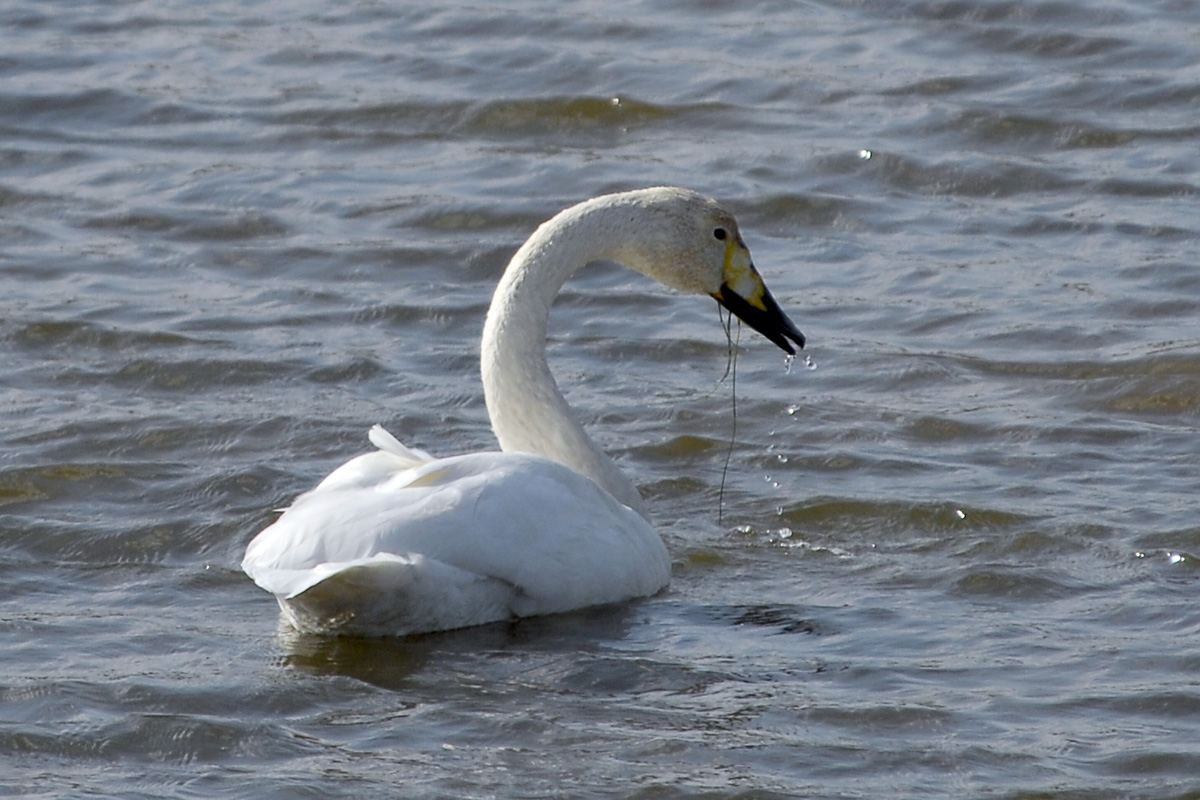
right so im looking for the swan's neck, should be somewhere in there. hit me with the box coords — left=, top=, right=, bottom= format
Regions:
left=481, top=196, right=649, bottom=516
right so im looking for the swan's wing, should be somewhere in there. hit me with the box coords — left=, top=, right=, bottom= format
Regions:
left=367, top=424, right=432, bottom=463
left=242, top=451, right=670, bottom=634
left=308, top=425, right=433, bottom=493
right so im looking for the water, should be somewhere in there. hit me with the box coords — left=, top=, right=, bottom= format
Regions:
left=2, top=0, right=1199, bottom=797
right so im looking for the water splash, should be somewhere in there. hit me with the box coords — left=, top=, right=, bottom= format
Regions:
left=785, top=354, right=817, bottom=373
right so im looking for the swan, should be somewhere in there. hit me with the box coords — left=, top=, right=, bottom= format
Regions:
left=242, top=187, right=805, bottom=636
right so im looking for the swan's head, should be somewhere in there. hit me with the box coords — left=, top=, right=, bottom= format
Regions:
left=609, top=187, right=806, bottom=355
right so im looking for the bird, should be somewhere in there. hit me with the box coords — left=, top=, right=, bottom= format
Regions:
left=242, top=187, right=805, bottom=636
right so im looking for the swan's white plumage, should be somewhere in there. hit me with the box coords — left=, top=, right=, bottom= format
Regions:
left=242, top=187, right=804, bottom=636
left=244, top=441, right=666, bottom=635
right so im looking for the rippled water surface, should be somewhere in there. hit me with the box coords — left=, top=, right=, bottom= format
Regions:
left=3, top=0, right=1199, bottom=797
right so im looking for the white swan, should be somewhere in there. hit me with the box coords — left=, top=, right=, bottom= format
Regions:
left=242, top=187, right=805, bottom=636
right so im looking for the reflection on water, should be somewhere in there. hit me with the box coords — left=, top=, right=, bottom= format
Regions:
left=276, top=604, right=646, bottom=690
left=277, top=624, right=435, bottom=690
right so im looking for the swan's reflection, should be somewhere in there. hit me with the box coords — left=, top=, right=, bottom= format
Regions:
left=274, top=602, right=644, bottom=691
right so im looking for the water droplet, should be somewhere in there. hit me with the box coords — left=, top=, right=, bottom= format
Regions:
left=776, top=453, right=789, bottom=464
left=955, top=508, right=966, bottom=520
left=1133, top=551, right=1146, bottom=559
left=783, top=354, right=795, bottom=373
left=1168, top=552, right=1186, bottom=565
left=803, top=354, right=817, bottom=371
left=858, top=149, right=873, bottom=160
left=610, top=96, right=621, bottom=105
left=786, top=404, right=801, bottom=416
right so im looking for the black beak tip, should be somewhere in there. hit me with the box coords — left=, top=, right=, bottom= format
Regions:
left=714, top=284, right=805, bottom=356
left=774, top=326, right=805, bottom=356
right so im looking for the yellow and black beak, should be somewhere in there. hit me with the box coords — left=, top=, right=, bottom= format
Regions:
left=713, top=281, right=805, bottom=355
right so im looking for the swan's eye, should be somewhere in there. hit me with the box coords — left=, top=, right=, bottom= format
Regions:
left=713, top=228, right=727, bottom=241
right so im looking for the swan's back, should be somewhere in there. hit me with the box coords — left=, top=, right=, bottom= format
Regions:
left=242, top=437, right=669, bottom=635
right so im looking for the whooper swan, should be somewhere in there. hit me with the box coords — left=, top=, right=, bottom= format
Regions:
left=242, top=187, right=805, bottom=636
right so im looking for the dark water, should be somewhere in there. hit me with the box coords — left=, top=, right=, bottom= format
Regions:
left=3, top=0, right=1199, bottom=797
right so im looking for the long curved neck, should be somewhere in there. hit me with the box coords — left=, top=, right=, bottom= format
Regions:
left=481, top=196, right=649, bottom=517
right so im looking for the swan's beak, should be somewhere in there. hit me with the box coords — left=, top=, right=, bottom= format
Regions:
left=713, top=277, right=806, bottom=355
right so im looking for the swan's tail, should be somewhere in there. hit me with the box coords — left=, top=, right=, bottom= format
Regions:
left=265, top=554, right=515, bottom=636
